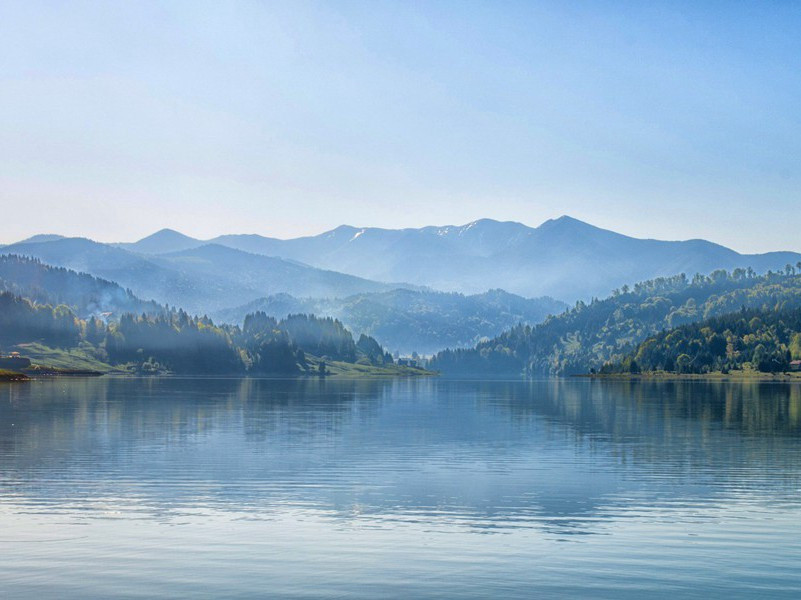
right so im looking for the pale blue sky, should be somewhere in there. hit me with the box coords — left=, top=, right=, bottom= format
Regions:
left=1, top=0, right=799, bottom=251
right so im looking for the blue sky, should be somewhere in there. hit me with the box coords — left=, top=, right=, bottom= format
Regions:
left=1, top=0, right=799, bottom=251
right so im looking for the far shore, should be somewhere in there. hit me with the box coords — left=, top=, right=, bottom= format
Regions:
left=0, top=363, right=436, bottom=383
left=583, top=370, right=801, bottom=382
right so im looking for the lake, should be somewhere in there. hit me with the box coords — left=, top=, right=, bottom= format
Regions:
left=1, top=377, right=800, bottom=598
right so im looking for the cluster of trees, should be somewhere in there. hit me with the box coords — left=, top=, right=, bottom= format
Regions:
left=237, top=311, right=302, bottom=375
left=106, top=310, right=243, bottom=374
left=355, top=333, right=394, bottom=366
left=431, top=268, right=801, bottom=377
left=602, top=307, right=801, bottom=374
left=0, top=291, right=392, bottom=375
left=0, top=292, right=82, bottom=348
left=278, top=314, right=358, bottom=362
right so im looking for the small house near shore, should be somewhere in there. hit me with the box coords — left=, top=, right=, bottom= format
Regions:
left=0, top=351, right=32, bottom=370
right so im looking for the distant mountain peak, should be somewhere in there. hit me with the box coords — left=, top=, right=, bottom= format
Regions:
left=12, top=234, right=65, bottom=245
left=137, top=228, right=195, bottom=242
left=540, top=215, right=590, bottom=229
left=123, top=228, right=202, bottom=255
left=536, top=215, right=631, bottom=242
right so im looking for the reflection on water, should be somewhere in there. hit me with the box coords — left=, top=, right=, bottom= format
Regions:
left=1, top=377, right=800, bottom=598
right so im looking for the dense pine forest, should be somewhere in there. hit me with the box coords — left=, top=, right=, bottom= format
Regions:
left=431, top=266, right=801, bottom=377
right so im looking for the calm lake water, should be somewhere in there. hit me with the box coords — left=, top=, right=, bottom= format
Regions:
left=1, top=377, right=800, bottom=599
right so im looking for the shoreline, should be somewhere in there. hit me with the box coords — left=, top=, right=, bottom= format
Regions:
left=583, top=370, right=801, bottom=382
left=0, top=366, right=436, bottom=383
left=0, top=370, right=31, bottom=382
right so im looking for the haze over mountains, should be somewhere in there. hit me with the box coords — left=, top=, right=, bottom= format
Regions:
left=0, top=255, right=160, bottom=319
left=118, top=216, right=801, bottom=301
left=3, top=215, right=801, bottom=355
left=214, top=289, right=567, bottom=355
left=0, top=237, right=406, bottom=315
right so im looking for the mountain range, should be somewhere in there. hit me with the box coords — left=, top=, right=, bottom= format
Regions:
left=113, top=216, right=801, bottom=301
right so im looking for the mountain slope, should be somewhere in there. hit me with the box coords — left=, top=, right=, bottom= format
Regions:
left=0, top=254, right=160, bottom=318
left=152, top=244, right=409, bottom=300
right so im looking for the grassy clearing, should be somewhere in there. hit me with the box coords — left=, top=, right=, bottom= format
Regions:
left=11, top=343, right=120, bottom=373
left=6, top=345, right=433, bottom=379
left=304, top=356, right=435, bottom=378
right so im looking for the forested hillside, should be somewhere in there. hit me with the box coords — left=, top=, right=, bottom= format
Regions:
left=602, top=307, right=801, bottom=375
left=0, top=291, right=396, bottom=376
left=431, top=267, right=801, bottom=377
left=215, top=289, right=566, bottom=355
left=0, top=292, right=84, bottom=349
left=0, top=255, right=160, bottom=318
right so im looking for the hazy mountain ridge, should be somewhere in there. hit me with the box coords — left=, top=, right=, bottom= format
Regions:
left=0, top=238, right=237, bottom=314
left=11, top=234, right=66, bottom=245
left=93, top=216, right=801, bottom=302
left=214, top=288, right=568, bottom=355
left=1, top=237, right=411, bottom=315
left=151, top=243, right=406, bottom=299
